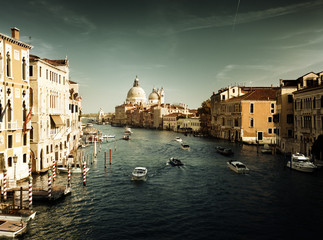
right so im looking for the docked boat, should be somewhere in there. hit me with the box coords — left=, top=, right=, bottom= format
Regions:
left=227, top=160, right=249, bottom=173
left=131, top=167, right=147, bottom=181
left=181, top=144, right=190, bottom=150
left=0, top=217, right=27, bottom=238
left=169, top=157, right=184, bottom=166
left=216, top=146, right=233, bottom=156
left=286, top=153, right=317, bottom=173
left=261, top=144, right=272, bottom=154
left=175, top=137, right=182, bottom=142
left=58, top=166, right=90, bottom=174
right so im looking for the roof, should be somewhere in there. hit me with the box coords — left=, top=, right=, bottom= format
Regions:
left=225, top=89, right=278, bottom=102
left=0, top=32, right=33, bottom=49
left=30, top=54, right=68, bottom=66
left=164, top=113, right=181, bottom=117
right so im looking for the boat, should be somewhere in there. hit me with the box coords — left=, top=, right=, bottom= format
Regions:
left=168, top=157, right=184, bottom=166
left=261, top=144, right=272, bottom=154
left=0, top=209, right=36, bottom=222
left=57, top=166, right=90, bottom=174
left=181, top=144, right=190, bottom=150
left=216, top=146, right=233, bottom=156
left=0, top=217, right=27, bottom=238
left=286, top=153, right=317, bottom=173
left=122, top=135, right=131, bottom=140
left=131, top=167, right=147, bottom=181
left=175, top=137, right=182, bottom=142
left=124, top=127, right=132, bottom=135
left=227, top=160, right=249, bottom=173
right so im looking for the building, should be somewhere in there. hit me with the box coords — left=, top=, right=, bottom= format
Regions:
left=216, top=88, right=278, bottom=144
left=292, top=72, right=323, bottom=156
left=0, top=27, right=33, bottom=185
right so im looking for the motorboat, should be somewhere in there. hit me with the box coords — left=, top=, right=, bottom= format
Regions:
left=216, top=146, right=233, bottom=156
left=122, top=135, right=131, bottom=140
left=131, top=167, right=147, bottom=181
left=175, top=137, right=182, bottom=142
left=124, top=127, right=132, bottom=135
left=0, top=217, right=27, bottom=238
left=227, top=160, right=249, bottom=174
left=181, top=144, right=190, bottom=150
left=286, top=153, right=317, bottom=173
left=169, top=157, right=184, bottom=166
left=261, top=144, right=272, bottom=154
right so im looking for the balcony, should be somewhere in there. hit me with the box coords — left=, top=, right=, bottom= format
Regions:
left=7, top=121, right=17, bottom=130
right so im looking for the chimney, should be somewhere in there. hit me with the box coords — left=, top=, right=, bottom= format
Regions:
left=11, top=27, right=20, bottom=40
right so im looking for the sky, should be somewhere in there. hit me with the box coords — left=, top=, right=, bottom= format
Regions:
left=1, top=0, right=323, bottom=113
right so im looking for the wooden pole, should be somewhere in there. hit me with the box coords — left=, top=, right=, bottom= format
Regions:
left=68, top=164, right=71, bottom=187
left=20, top=187, right=23, bottom=209
left=29, top=176, right=32, bottom=209
left=83, top=161, right=87, bottom=186
left=105, top=151, right=107, bottom=168
left=109, top=148, right=112, bottom=165
left=52, top=158, right=56, bottom=181
left=48, top=170, right=52, bottom=199
left=3, top=168, right=7, bottom=201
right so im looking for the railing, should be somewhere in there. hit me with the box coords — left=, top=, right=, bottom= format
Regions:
left=7, top=121, right=17, bottom=130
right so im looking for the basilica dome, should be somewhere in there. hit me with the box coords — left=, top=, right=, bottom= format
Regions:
left=126, top=76, right=147, bottom=105
left=148, top=90, right=159, bottom=101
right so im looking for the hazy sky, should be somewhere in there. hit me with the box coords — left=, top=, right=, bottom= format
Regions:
left=1, top=0, right=323, bottom=113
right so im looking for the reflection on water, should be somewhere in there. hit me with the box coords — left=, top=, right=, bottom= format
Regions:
left=23, top=124, right=323, bottom=240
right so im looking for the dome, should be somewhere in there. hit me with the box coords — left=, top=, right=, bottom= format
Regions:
left=148, top=91, right=159, bottom=100
left=126, top=76, right=146, bottom=105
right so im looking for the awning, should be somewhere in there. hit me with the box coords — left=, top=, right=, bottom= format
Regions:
left=50, top=115, right=64, bottom=127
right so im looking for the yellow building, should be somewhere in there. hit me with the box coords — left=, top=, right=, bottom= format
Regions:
left=0, top=28, right=32, bottom=186
left=219, top=89, right=278, bottom=144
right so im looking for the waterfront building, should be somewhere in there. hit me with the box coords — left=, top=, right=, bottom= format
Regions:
left=0, top=27, right=33, bottom=185
left=96, top=108, right=105, bottom=124
left=216, top=88, right=278, bottom=144
left=125, top=76, right=147, bottom=106
left=163, top=113, right=181, bottom=131
left=292, top=72, right=323, bottom=156
left=29, top=54, right=79, bottom=172
left=68, top=80, right=82, bottom=157
left=274, top=79, right=298, bottom=154
left=177, top=117, right=201, bottom=133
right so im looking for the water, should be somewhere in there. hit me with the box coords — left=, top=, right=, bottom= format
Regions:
left=23, top=124, right=323, bottom=240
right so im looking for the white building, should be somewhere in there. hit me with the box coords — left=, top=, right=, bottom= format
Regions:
left=29, top=54, right=71, bottom=172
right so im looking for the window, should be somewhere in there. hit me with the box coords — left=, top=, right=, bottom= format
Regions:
left=274, top=128, right=277, bottom=134
left=23, top=134, right=27, bottom=146
left=250, top=118, right=254, bottom=128
left=321, top=97, right=323, bottom=108
left=39, top=66, right=42, bottom=77
left=29, top=65, right=33, bottom=77
left=6, top=52, right=11, bottom=77
left=268, top=117, right=273, bottom=123
left=288, top=94, right=293, bottom=103
left=8, top=157, right=12, bottom=167
left=271, top=103, right=275, bottom=113
left=22, top=57, right=26, bottom=80
left=250, top=103, right=254, bottom=114
left=288, top=129, right=293, bottom=137
left=23, top=154, right=27, bottom=163
left=222, top=95, right=225, bottom=100
left=46, top=69, right=48, bottom=79
left=287, top=114, right=294, bottom=124
left=8, top=135, right=12, bottom=148
left=268, top=128, right=272, bottom=134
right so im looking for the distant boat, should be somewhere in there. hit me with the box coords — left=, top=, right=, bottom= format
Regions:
left=125, top=127, right=132, bottom=135
left=131, top=167, right=147, bottom=181
left=122, top=135, right=131, bottom=140
left=168, top=157, right=184, bottom=166
left=261, top=144, right=272, bottom=154
left=175, top=137, right=182, bottom=142
left=181, top=144, right=190, bottom=150
left=227, top=160, right=249, bottom=174
left=216, top=146, right=233, bottom=156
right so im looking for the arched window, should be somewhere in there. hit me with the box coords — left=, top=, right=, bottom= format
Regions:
left=30, top=127, right=33, bottom=141
left=29, top=88, right=33, bottom=107
left=7, top=101, right=12, bottom=122
left=22, top=57, right=26, bottom=80
left=6, top=52, right=11, bottom=77
left=23, top=101, right=27, bottom=121
left=8, top=157, right=12, bottom=167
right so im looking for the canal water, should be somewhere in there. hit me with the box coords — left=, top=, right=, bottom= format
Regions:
left=23, top=124, right=323, bottom=240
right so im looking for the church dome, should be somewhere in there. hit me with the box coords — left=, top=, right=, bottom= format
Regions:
left=148, top=91, right=159, bottom=101
left=126, top=76, right=146, bottom=105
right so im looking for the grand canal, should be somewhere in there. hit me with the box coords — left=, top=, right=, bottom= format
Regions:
left=23, top=124, right=323, bottom=240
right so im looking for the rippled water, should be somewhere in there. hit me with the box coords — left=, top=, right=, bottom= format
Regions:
left=23, top=124, right=323, bottom=240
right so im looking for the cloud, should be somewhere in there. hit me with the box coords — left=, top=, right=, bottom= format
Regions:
left=28, top=0, right=96, bottom=33
left=140, top=0, right=323, bottom=36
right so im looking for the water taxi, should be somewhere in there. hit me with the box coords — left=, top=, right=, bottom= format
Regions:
left=227, top=160, right=249, bottom=174
left=286, top=153, right=317, bottom=173
left=131, top=167, right=147, bottom=181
